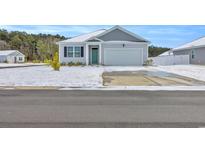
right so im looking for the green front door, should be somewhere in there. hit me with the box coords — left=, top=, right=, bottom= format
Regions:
left=91, top=48, right=98, bottom=64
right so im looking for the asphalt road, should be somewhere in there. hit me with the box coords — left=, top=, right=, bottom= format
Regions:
left=0, top=90, right=205, bottom=128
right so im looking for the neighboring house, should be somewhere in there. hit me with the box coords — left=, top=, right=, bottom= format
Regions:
left=57, top=26, right=150, bottom=66
left=171, top=36, right=205, bottom=64
left=158, top=50, right=173, bottom=57
left=0, top=50, right=25, bottom=63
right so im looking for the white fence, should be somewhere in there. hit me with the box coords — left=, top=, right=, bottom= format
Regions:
left=150, top=55, right=190, bottom=66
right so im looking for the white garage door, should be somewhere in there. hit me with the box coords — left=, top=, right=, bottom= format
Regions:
left=104, top=48, right=143, bottom=66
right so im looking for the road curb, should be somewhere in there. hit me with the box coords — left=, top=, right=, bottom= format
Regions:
left=1, top=86, right=205, bottom=91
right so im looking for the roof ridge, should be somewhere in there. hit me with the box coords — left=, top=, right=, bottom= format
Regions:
left=173, top=35, right=205, bottom=49
left=69, top=29, right=106, bottom=39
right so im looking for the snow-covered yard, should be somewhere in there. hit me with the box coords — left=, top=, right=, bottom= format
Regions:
left=0, top=65, right=149, bottom=87
left=156, top=65, right=205, bottom=82
left=0, top=65, right=205, bottom=89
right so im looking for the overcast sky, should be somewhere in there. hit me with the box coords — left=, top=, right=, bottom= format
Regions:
left=1, top=25, right=205, bottom=48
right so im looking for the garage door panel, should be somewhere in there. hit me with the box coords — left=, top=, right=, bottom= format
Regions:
left=104, top=48, right=143, bottom=66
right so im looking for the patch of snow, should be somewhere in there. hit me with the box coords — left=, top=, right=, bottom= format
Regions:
left=0, top=65, right=154, bottom=88
left=156, top=65, right=205, bottom=82
left=1, top=65, right=205, bottom=90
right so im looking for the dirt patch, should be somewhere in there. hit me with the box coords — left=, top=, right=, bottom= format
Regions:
left=103, top=70, right=205, bottom=86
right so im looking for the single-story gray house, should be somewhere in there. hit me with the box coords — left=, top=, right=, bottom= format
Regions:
left=0, top=50, right=25, bottom=63
left=171, top=36, right=205, bottom=64
left=58, top=26, right=150, bottom=66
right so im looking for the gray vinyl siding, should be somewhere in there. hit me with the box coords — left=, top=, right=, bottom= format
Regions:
left=59, top=43, right=86, bottom=64
left=101, top=43, right=148, bottom=65
left=59, top=42, right=148, bottom=65
left=173, top=47, right=205, bottom=64
left=97, top=29, right=145, bottom=42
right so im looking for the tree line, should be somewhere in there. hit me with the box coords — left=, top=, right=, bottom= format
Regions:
left=148, top=45, right=171, bottom=57
left=0, top=29, right=66, bottom=61
left=0, top=29, right=170, bottom=61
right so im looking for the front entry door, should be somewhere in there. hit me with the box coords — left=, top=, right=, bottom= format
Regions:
left=91, top=48, right=98, bottom=64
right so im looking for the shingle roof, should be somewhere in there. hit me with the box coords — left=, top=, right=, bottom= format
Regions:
left=58, top=25, right=150, bottom=43
left=0, top=50, right=24, bottom=56
left=158, top=50, right=173, bottom=56
left=59, top=29, right=106, bottom=43
left=173, top=36, right=205, bottom=51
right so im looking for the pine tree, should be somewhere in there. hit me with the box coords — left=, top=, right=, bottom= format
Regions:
left=51, top=52, right=60, bottom=71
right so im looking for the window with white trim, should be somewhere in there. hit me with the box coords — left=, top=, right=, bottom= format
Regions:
left=65, top=46, right=84, bottom=58
left=75, top=47, right=81, bottom=57
left=68, top=46, right=74, bottom=57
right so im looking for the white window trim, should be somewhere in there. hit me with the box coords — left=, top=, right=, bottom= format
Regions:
left=19, top=57, right=23, bottom=61
left=67, top=46, right=74, bottom=57
left=67, top=46, right=84, bottom=58
left=74, top=46, right=81, bottom=57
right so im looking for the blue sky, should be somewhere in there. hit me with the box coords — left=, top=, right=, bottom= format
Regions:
left=1, top=25, right=205, bottom=48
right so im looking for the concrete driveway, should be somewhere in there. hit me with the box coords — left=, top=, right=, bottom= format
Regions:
left=103, top=70, right=205, bottom=86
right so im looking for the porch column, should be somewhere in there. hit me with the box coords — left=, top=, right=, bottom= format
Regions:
left=99, top=43, right=102, bottom=64
left=86, top=44, right=89, bottom=65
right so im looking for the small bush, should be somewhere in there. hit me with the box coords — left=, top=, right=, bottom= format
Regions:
left=66, top=62, right=85, bottom=66
left=74, top=62, right=84, bottom=66
left=51, top=52, right=60, bottom=71
left=44, top=59, right=52, bottom=65
left=33, top=59, right=41, bottom=63
left=143, top=59, right=153, bottom=66
left=61, top=62, right=67, bottom=66
left=67, top=62, right=75, bottom=66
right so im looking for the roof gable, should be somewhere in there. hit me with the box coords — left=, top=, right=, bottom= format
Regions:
left=95, top=26, right=149, bottom=42
left=0, top=50, right=24, bottom=56
left=58, top=25, right=150, bottom=43
left=58, top=29, right=106, bottom=43
left=172, top=36, right=205, bottom=51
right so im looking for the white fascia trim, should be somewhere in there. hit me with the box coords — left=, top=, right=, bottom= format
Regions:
left=9, top=51, right=24, bottom=57
left=85, top=37, right=104, bottom=42
left=172, top=44, right=205, bottom=52
left=85, top=42, right=102, bottom=45
left=16, top=50, right=25, bottom=56
left=58, top=42, right=86, bottom=45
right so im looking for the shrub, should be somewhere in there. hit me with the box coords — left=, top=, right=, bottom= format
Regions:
left=74, top=62, right=84, bottom=66
left=61, top=62, right=67, bottom=66
left=3, top=60, right=8, bottom=63
left=66, top=62, right=85, bottom=66
left=51, top=52, right=60, bottom=71
left=67, top=62, right=75, bottom=66
left=44, top=59, right=52, bottom=65
left=33, top=59, right=41, bottom=63
left=143, top=59, right=153, bottom=66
